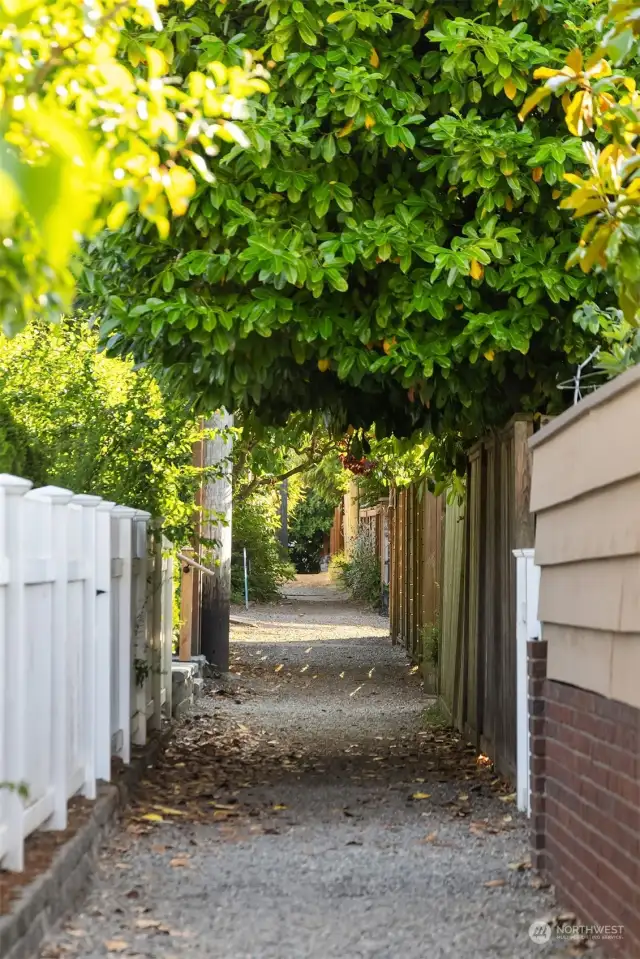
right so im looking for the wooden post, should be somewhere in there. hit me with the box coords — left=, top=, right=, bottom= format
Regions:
left=200, top=410, right=233, bottom=670
left=190, top=427, right=204, bottom=656
left=150, top=522, right=163, bottom=732
left=179, top=551, right=193, bottom=662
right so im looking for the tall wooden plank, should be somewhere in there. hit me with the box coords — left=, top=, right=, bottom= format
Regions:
left=465, top=449, right=482, bottom=743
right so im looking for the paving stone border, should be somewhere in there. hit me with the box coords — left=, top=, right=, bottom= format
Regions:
left=0, top=733, right=168, bottom=959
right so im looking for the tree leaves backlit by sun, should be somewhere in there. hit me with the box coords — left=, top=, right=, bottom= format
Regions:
left=521, top=1, right=640, bottom=322
left=0, top=0, right=268, bottom=333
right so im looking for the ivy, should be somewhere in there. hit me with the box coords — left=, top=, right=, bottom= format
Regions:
left=91, top=0, right=614, bottom=449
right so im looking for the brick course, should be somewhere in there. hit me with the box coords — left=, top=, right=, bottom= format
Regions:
left=528, top=640, right=640, bottom=957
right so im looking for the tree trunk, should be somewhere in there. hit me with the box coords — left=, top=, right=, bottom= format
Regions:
left=279, top=478, right=288, bottom=548
left=200, top=410, right=233, bottom=670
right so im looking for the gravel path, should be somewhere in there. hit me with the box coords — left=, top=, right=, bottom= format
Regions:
left=39, top=575, right=574, bottom=959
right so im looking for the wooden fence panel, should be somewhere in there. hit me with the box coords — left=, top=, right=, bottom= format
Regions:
left=439, top=497, right=465, bottom=725
left=465, top=446, right=483, bottom=744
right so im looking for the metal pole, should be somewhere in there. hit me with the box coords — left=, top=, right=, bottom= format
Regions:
left=243, top=547, right=249, bottom=610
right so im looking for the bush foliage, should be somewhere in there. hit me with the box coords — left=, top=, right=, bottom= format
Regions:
left=331, top=530, right=381, bottom=609
left=0, top=318, right=200, bottom=543
left=288, top=488, right=336, bottom=573
left=231, top=492, right=296, bottom=604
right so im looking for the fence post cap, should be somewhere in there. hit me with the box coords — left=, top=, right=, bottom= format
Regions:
left=28, top=484, right=74, bottom=504
left=133, top=509, right=152, bottom=521
left=0, top=473, right=33, bottom=495
left=111, top=504, right=137, bottom=518
left=72, top=493, right=103, bottom=507
left=96, top=500, right=116, bottom=512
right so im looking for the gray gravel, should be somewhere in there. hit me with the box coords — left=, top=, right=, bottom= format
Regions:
left=39, top=575, right=574, bottom=959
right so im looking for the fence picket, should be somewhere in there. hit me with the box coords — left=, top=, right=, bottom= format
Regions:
left=0, top=476, right=173, bottom=873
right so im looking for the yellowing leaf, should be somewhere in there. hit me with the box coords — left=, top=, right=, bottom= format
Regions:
left=484, top=350, right=495, bottom=362
left=274, top=664, right=284, bottom=672
left=532, top=67, right=561, bottom=80
left=505, top=196, right=513, bottom=212
left=565, top=90, right=585, bottom=136
left=566, top=47, right=583, bottom=75
left=107, top=200, right=129, bottom=230
left=470, top=259, right=484, bottom=280
left=370, top=47, right=380, bottom=68
left=145, top=46, right=166, bottom=80
left=531, top=166, right=543, bottom=183
left=272, top=804, right=287, bottom=810
left=552, top=189, right=561, bottom=200
left=365, top=114, right=376, bottom=130
left=336, top=118, right=354, bottom=138
left=318, top=357, right=330, bottom=372
left=503, top=78, right=517, bottom=101
left=141, top=813, right=164, bottom=823
left=411, top=792, right=431, bottom=800
left=518, top=86, right=551, bottom=121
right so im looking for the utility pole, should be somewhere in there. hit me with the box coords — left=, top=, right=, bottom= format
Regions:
left=200, top=410, right=233, bottom=670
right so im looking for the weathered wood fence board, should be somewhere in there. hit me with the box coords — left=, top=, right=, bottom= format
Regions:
left=389, top=416, right=536, bottom=779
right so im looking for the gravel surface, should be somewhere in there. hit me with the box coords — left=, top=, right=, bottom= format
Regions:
left=39, top=575, right=578, bottom=959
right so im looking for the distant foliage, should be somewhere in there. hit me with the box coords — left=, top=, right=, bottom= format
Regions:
left=231, top=493, right=295, bottom=604
left=288, top=489, right=336, bottom=573
left=331, top=530, right=381, bottom=609
left=0, top=318, right=200, bottom=542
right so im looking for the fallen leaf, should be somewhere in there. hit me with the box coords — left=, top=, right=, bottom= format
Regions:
left=135, top=918, right=161, bottom=929
left=368, top=668, right=375, bottom=678
left=410, top=792, right=431, bottom=800
left=350, top=685, right=363, bottom=697
left=530, top=875, right=551, bottom=890
left=305, top=647, right=312, bottom=653
left=339, top=671, right=345, bottom=679
left=508, top=857, right=531, bottom=872
left=140, top=813, right=164, bottom=823
left=500, top=792, right=516, bottom=803
left=274, top=664, right=283, bottom=673
left=150, top=844, right=166, bottom=853
left=484, top=879, right=506, bottom=888
left=423, top=832, right=438, bottom=843
left=300, top=665, right=309, bottom=673
left=409, top=665, right=419, bottom=674
left=105, top=942, right=129, bottom=953
left=151, top=805, right=186, bottom=817
left=272, top=804, right=287, bottom=811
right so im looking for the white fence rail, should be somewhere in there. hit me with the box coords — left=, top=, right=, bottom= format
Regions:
left=0, top=475, right=173, bottom=871
left=514, top=547, right=541, bottom=816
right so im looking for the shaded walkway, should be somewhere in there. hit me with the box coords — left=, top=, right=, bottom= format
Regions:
left=39, top=576, right=565, bottom=959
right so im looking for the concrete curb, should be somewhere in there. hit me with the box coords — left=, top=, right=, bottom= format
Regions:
left=0, top=733, right=168, bottom=959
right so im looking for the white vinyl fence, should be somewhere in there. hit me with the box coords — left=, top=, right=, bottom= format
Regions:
left=513, top=547, right=541, bottom=816
left=0, top=475, right=173, bottom=871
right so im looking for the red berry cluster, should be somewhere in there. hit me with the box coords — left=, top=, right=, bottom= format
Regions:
left=339, top=453, right=375, bottom=475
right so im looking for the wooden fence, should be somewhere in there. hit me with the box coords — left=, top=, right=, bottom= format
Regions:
left=0, top=475, right=173, bottom=871
left=389, top=416, right=535, bottom=778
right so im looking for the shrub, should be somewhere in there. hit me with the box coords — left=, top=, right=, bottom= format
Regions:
left=231, top=493, right=296, bottom=604
left=288, top=489, right=336, bottom=573
left=330, top=530, right=381, bottom=609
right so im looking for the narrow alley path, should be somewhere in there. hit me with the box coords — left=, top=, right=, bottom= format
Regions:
left=40, top=576, right=566, bottom=959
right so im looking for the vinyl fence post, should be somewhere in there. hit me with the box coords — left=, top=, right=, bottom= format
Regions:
left=95, top=501, right=114, bottom=782
left=131, top=511, right=150, bottom=746
left=31, top=487, right=74, bottom=831
left=112, top=506, right=136, bottom=764
left=72, top=494, right=102, bottom=801
left=150, top=522, right=163, bottom=732
left=1, top=474, right=33, bottom=871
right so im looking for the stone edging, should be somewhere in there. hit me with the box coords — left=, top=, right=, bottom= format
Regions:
left=0, top=733, right=168, bottom=959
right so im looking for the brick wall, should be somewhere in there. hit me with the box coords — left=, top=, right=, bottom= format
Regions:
left=529, top=641, right=640, bottom=956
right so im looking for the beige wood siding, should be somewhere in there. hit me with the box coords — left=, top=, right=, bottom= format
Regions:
left=530, top=365, right=640, bottom=708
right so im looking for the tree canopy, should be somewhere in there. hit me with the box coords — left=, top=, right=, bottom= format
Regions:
left=92, top=0, right=612, bottom=449
left=0, top=0, right=266, bottom=333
